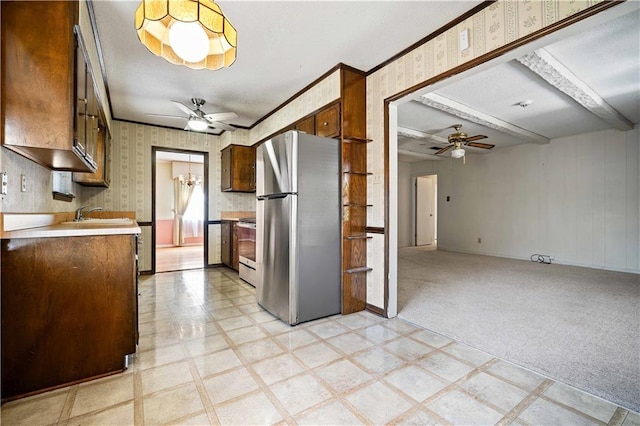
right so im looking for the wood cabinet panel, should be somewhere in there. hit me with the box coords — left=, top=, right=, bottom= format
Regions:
left=1, top=234, right=137, bottom=400
left=220, top=220, right=239, bottom=271
left=73, top=125, right=110, bottom=186
left=221, top=221, right=232, bottom=267
left=75, top=31, right=88, bottom=158
left=221, top=145, right=256, bottom=192
left=294, top=115, right=315, bottom=135
left=315, top=103, right=341, bottom=138
left=232, top=223, right=239, bottom=271
left=1, top=1, right=98, bottom=172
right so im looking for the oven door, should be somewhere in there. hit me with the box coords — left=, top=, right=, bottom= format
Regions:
left=237, top=222, right=257, bottom=285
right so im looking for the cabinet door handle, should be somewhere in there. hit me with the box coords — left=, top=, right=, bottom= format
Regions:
left=323, top=122, right=328, bottom=126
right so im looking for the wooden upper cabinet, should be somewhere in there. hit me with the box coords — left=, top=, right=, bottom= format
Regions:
left=221, top=144, right=256, bottom=192
left=294, top=115, right=315, bottom=135
left=315, top=103, right=341, bottom=138
left=1, top=1, right=98, bottom=172
left=75, top=19, right=109, bottom=175
left=73, top=124, right=110, bottom=187
left=75, top=32, right=88, bottom=159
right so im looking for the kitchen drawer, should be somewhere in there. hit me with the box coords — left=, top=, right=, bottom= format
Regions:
left=315, top=103, right=340, bottom=138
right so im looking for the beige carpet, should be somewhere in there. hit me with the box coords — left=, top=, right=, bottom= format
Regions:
left=397, top=247, right=640, bottom=412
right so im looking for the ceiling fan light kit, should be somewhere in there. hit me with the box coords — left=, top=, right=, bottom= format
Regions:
left=451, top=147, right=465, bottom=159
left=187, top=117, right=209, bottom=131
left=433, top=124, right=495, bottom=160
left=135, top=0, right=237, bottom=70
left=146, top=97, right=239, bottom=133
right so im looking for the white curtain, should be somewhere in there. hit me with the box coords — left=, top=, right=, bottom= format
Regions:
left=173, top=177, right=195, bottom=246
left=183, top=184, right=204, bottom=238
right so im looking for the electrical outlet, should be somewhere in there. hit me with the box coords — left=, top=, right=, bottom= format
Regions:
left=477, top=237, right=482, bottom=244
left=460, top=28, right=470, bottom=51
left=21, top=174, right=27, bottom=192
left=1, top=172, right=7, bottom=195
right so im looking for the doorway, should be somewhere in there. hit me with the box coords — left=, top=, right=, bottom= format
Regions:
left=152, top=148, right=208, bottom=273
left=415, top=175, right=437, bottom=247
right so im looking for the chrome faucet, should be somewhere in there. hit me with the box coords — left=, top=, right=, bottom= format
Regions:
left=75, top=206, right=103, bottom=221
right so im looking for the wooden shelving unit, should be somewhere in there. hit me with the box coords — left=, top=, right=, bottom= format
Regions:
left=274, top=66, right=372, bottom=315
left=339, top=67, right=371, bottom=315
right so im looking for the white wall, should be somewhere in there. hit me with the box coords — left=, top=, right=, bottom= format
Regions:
left=397, top=161, right=413, bottom=248
left=156, top=162, right=173, bottom=220
left=408, top=127, right=640, bottom=273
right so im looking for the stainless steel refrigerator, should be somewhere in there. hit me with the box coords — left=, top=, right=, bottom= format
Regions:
left=256, top=130, right=341, bottom=325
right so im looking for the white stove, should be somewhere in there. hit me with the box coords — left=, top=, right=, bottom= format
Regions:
left=237, top=218, right=257, bottom=286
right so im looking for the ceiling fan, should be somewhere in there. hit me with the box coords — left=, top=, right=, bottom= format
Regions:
left=148, top=98, right=238, bottom=132
left=434, top=124, right=495, bottom=158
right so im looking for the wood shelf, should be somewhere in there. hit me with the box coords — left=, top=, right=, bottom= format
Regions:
left=345, top=267, right=373, bottom=274
left=343, top=136, right=372, bottom=144
left=344, top=235, right=373, bottom=240
left=343, top=170, right=372, bottom=175
left=366, top=226, right=384, bottom=235
left=343, top=204, right=373, bottom=207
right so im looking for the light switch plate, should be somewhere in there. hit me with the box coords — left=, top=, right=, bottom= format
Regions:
left=460, top=28, right=469, bottom=51
left=1, top=172, right=7, bottom=195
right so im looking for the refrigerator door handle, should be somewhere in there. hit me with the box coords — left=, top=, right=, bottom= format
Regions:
left=259, top=192, right=295, bottom=200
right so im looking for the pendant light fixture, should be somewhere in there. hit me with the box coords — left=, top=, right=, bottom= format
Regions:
left=135, top=0, right=237, bottom=71
left=184, top=155, right=201, bottom=186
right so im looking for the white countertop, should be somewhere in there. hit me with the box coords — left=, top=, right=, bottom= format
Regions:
left=1, top=219, right=141, bottom=239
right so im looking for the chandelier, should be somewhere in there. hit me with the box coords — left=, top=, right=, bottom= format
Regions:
left=135, top=0, right=237, bottom=70
left=185, top=155, right=201, bottom=186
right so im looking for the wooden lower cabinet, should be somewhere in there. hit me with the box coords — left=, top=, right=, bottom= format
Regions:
left=232, top=223, right=239, bottom=271
left=1, top=234, right=138, bottom=401
left=221, top=220, right=239, bottom=271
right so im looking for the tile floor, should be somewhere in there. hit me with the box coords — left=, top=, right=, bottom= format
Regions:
left=2, top=268, right=638, bottom=425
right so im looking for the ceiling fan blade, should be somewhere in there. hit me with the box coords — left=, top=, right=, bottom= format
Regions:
left=147, top=113, right=185, bottom=120
left=467, top=142, right=495, bottom=149
left=171, top=100, right=197, bottom=117
left=204, top=112, right=238, bottom=122
left=434, top=145, right=453, bottom=155
left=207, top=121, right=236, bottom=131
left=465, top=135, right=488, bottom=142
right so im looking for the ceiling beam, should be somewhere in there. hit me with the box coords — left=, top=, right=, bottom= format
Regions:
left=419, top=93, right=550, bottom=145
left=397, top=126, right=448, bottom=145
left=398, top=149, right=444, bottom=161
left=517, top=48, right=633, bottom=131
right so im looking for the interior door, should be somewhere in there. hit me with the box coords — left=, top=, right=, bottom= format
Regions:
left=416, top=175, right=436, bottom=246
